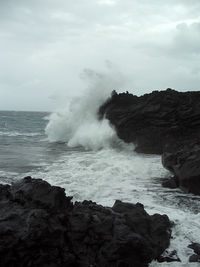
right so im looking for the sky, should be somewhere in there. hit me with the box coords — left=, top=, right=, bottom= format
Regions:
left=0, top=0, right=200, bottom=111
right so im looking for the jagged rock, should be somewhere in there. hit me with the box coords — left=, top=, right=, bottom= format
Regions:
left=99, top=89, right=200, bottom=194
left=99, top=89, right=200, bottom=154
left=188, top=243, right=200, bottom=255
left=162, top=143, right=200, bottom=194
left=0, top=177, right=171, bottom=267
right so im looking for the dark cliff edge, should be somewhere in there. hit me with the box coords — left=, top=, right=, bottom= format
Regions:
left=0, top=177, right=171, bottom=267
left=99, top=89, right=200, bottom=195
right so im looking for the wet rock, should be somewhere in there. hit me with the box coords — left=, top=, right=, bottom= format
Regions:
left=99, top=89, right=200, bottom=194
left=0, top=177, right=171, bottom=267
left=157, top=250, right=181, bottom=262
left=188, top=243, right=200, bottom=255
left=10, top=176, right=73, bottom=211
left=99, top=89, right=200, bottom=154
left=162, top=177, right=178, bottom=189
left=189, top=254, right=200, bottom=262
left=162, top=143, right=200, bottom=195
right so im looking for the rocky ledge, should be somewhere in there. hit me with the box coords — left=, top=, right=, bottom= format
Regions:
left=99, top=89, right=200, bottom=195
left=0, top=177, right=171, bottom=267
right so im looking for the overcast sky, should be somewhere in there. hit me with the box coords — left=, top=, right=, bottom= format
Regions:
left=0, top=0, right=200, bottom=111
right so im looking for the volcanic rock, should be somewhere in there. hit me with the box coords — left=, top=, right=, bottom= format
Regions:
left=99, top=89, right=200, bottom=154
left=162, top=142, right=200, bottom=194
left=99, top=89, right=200, bottom=195
left=0, top=177, right=171, bottom=267
left=188, top=243, right=200, bottom=255
left=189, top=254, right=200, bottom=262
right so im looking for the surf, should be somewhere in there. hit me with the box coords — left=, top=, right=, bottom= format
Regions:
left=45, top=67, right=125, bottom=150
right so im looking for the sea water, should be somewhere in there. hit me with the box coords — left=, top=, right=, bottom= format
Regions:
left=0, top=81, right=200, bottom=266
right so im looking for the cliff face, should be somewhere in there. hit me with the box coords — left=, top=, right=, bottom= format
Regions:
left=99, top=89, right=200, bottom=195
left=99, top=89, right=200, bottom=154
left=0, top=177, right=171, bottom=267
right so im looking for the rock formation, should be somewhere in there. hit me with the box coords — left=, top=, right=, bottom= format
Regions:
left=188, top=243, right=200, bottom=262
left=99, top=89, right=200, bottom=194
left=99, top=89, right=200, bottom=154
left=0, top=177, right=171, bottom=267
left=162, top=141, right=200, bottom=194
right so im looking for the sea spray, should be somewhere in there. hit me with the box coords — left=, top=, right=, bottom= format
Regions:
left=45, top=67, right=125, bottom=150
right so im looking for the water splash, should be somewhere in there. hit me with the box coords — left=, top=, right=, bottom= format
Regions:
left=45, top=66, right=125, bottom=150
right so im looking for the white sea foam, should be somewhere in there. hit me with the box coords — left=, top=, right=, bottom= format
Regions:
left=0, top=131, right=42, bottom=137
left=0, top=170, right=20, bottom=184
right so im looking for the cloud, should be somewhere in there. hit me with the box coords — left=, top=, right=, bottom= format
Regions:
left=172, top=22, right=200, bottom=55
left=98, top=0, right=117, bottom=6
left=0, top=0, right=200, bottom=110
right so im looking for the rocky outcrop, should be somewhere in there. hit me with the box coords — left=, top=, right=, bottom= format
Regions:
left=0, top=177, right=171, bottom=267
left=99, top=89, right=200, bottom=154
left=188, top=243, right=200, bottom=262
left=99, top=89, right=200, bottom=195
left=162, top=142, right=200, bottom=194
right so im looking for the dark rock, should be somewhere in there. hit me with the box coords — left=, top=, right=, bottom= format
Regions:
left=157, top=250, right=181, bottom=262
left=188, top=243, right=200, bottom=255
left=11, top=176, right=73, bottom=211
left=99, top=89, right=200, bottom=154
left=162, top=177, right=178, bottom=189
left=0, top=177, right=171, bottom=267
left=189, top=254, right=200, bottom=262
left=162, top=143, right=200, bottom=194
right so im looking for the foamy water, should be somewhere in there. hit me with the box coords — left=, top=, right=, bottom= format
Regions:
left=28, top=145, right=200, bottom=266
left=0, top=130, right=42, bottom=137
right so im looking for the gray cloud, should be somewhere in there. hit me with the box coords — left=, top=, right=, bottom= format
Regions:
left=0, top=0, right=200, bottom=110
left=173, top=22, right=200, bottom=55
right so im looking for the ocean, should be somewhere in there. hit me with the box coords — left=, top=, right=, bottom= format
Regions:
left=0, top=104, right=200, bottom=266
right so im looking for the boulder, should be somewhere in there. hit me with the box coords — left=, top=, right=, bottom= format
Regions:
left=188, top=243, right=200, bottom=255
left=189, top=254, right=200, bottom=262
left=162, top=142, right=200, bottom=194
left=0, top=177, right=171, bottom=267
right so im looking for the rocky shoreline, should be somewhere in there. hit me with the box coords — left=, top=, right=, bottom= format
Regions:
left=0, top=177, right=171, bottom=267
left=99, top=88, right=200, bottom=195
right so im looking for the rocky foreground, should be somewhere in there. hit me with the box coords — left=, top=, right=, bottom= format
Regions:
left=0, top=177, right=171, bottom=267
left=99, top=89, right=200, bottom=195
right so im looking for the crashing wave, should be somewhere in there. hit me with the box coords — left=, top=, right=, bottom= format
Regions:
left=45, top=68, right=125, bottom=150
